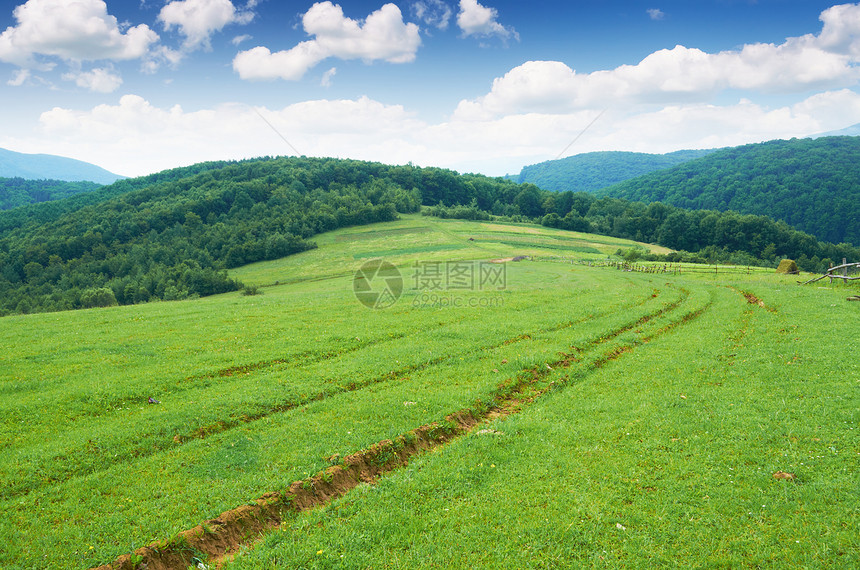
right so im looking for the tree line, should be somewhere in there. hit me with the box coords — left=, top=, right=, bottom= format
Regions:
left=599, top=137, right=860, bottom=246
left=0, top=177, right=102, bottom=210
left=1, top=155, right=857, bottom=316
left=427, top=187, right=860, bottom=272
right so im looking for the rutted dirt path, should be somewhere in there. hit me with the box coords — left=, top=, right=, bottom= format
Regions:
left=9, top=280, right=668, bottom=505
left=94, top=284, right=711, bottom=570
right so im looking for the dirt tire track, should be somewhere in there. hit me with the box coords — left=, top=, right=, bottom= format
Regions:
left=729, top=286, right=777, bottom=313
left=93, top=284, right=708, bottom=570
left=12, top=286, right=670, bottom=504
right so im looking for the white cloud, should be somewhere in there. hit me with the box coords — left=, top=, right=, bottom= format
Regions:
left=438, top=90, right=860, bottom=173
left=159, top=0, right=254, bottom=51
left=25, top=88, right=860, bottom=179
left=137, top=45, right=185, bottom=74
left=232, top=34, right=252, bottom=46
left=412, top=0, right=453, bottom=30
left=7, top=68, right=31, bottom=86
left=321, top=66, right=337, bottom=87
left=647, top=8, right=665, bottom=21
left=62, top=67, right=123, bottom=93
left=455, top=6, right=860, bottom=121
left=457, top=0, right=517, bottom=40
left=589, top=91, right=860, bottom=154
left=33, top=94, right=423, bottom=175
left=233, top=45, right=322, bottom=81
left=234, top=2, right=420, bottom=81
left=817, top=2, right=860, bottom=57
left=0, top=0, right=158, bottom=68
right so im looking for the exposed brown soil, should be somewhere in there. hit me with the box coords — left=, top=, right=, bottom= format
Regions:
left=743, top=292, right=766, bottom=307
left=93, top=284, right=707, bottom=570
left=488, top=255, right=529, bottom=263
left=738, top=289, right=776, bottom=312
left=94, top=411, right=478, bottom=570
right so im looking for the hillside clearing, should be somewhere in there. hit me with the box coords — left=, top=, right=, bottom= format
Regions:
left=0, top=217, right=856, bottom=569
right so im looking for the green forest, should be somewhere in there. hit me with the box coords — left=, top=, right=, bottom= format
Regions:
left=0, top=177, right=102, bottom=210
left=1, top=155, right=858, bottom=317
left=0, top=158, right=423, bottom=315
left=598, top=137, right=860, bottom=246
left=509, top=149, right=715, bottom=193
left=429, top=189, right=859, bottom=271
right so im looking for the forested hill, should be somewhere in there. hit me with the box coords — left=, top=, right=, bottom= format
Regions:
left=0, top=156, right=526, bottom=315
left=508, top=149, right=716, bottom=193
left=598, top=137, right=860, bottom=246
left=2, top=154, right=858, bottom=317
left=0, top=177, right=102, bottom=210
left=0, top=147, right=123, bottom=184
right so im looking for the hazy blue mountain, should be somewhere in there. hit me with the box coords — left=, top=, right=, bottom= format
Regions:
left=508, top=149, right=717, bottom=193
left=811, top=122, right=860, bottom=138
left=0, top=147, right=124, bottom=184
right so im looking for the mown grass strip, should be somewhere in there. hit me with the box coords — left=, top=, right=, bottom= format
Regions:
left=93, top=277, right=711, bottom=570
left=3, top=270, right=666, bottom=504
left=353, top=243, right=468, bottom=259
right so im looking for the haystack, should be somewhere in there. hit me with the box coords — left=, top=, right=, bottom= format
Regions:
left=776, top=259, right=799, bottom=274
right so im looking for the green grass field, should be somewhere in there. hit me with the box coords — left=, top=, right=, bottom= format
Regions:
left=1, top=216, right=856, bottom=569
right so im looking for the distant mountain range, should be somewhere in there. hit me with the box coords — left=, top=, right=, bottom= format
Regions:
left=811, top=122, right=860, bottom=138
left=510, top=121, right=860, bottom=195
left=507, top=149, right=717, bottom=193
left=0, top=147, right=123, bottom=185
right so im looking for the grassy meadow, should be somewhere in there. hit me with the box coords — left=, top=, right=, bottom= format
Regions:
left=1, top=215, right=857, bottom=569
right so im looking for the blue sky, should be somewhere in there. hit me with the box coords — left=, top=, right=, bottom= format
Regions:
left=1, top=0, right=859, bottom=177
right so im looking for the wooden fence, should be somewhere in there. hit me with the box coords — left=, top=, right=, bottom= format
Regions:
left=800, top=260, right=860, bottom=285
left=587, top=261, right=759, bottom=275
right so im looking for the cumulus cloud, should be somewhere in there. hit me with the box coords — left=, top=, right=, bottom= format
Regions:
left=27, top=88, right=860, bottom=178
left=62, top=67, right=123, bottom=93
left=455, top=3, right=860, bottom=120
left=816, top=2, right=860, bottom=57
left=0, top=0, right=158, bottom=68
left=233, top=2, right=420, bottom=81
left=34, top=94, right=423, bottom=175
left=457, top=0, right=517, bottom=40
left=589, top=92, right=860, bottom=153
left=437, top=90, right=860, bottom=172
left=412, top=0, right=453, bottom=30
left=15, top=5, right=860, bottom=178
left=158, top=0, right=255, bottom=51
left=647, top=8, right=665, bottom=21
